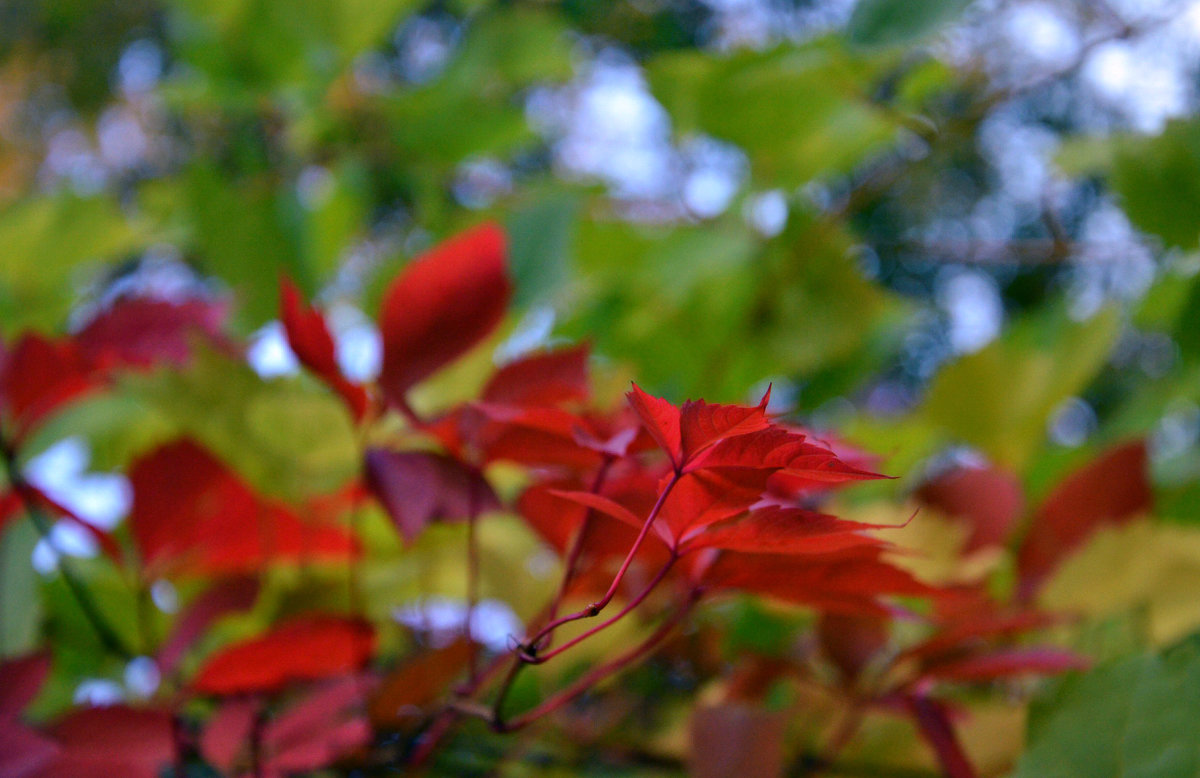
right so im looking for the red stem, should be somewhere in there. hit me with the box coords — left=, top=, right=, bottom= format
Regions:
left=522, top=553, right=677, bottom=665
left=496, top=589, right=699, bottom=732
left=523, top=472, right=681, bottom=650
left=543, top=456, right=615, bottom=630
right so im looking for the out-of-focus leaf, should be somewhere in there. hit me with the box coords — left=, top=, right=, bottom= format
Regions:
left=921, top=306, right=1120, bottom=469
left=185, top=165, right=305, bottom=328
left=1017, top=440, right=1151, bottom=600
left=38, top=705, right=173, bottom=778
left=0, top=195, right=146, bottom=333
left=689, top=704, right=786, bottom=778
left=192, top=614, right=374, bottom=695
left=504, top=190, right=580, bottom=307
left=363, top=449, right=499, bottom=543
left=1111, top=118, right=1200, bottom=251
left=1015, top=631, right=1200, bottom=778
left=1040, top=520, right=1200, bottom=646
left=378, top=222, right=510, bottom=406
left=129, top=439, right=357, bottom=577
left=120, top=345, right=359, bottom=498
left=0, top=521, right=40, bottom=656
left=916, top=465, right=1025, bottom=551
left=847, top=0, right=971, bottom=49
left=647, top=40, right=897, bottom=187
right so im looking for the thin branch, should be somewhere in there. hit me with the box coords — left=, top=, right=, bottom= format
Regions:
left=1, top=442, right=135, bottom=660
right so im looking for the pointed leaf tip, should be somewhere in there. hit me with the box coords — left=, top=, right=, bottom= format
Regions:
left=379, top=223, right=511, bottom=407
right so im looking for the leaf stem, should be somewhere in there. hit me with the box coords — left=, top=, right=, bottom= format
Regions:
left=523, top=471, right=680, bottom=650
left=1, top=442, right=135, bottom=660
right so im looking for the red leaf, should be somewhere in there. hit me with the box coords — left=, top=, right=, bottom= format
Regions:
left=916, top=465, right=1024, bottom=551
left=681, top=505, right=886, bottom=556
left=192, top=615, right=375, bottom=695
left=363, top=449, right=498, bottom=544
left=0, top=335, right=92, bottom=442
left=678, top=390, right=771, bottom=469
left=279, top=277, right=369, bottom=421
left=518, top=481, right=670, bottom=568
left=39, top=706, right=174, bottom=778
left=266, top=676, right=372, bottom=773
left=0, top=653, right=50, bottom=719
left=0, top=721, right=57, bottom=778
left=129, top=440, right=358, bottom=577
left=74, top=296, right=227, bottom=370
left=199, top=697, right=259, bottom=773
left=482, top=345, right=590, bottom=407
left=157, top=576, right=261, bottom=676
left=378, top=223, right=510, bottom=406
left=369, top=642, right=472, bottom=727
left=548, top=489, right=643, bottom=531
left=700, top=547, right=934, bottom=616
left=1017, top=440, right=1152, bottom=600
left=920, top=647, right=1089, bottom=682
left=627, top=384, right=682, bottom=468
left=905, top=695, right=977, bottom=778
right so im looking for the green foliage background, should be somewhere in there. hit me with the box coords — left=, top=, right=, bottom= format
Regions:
left=5, top=0, right=1200, bottom=774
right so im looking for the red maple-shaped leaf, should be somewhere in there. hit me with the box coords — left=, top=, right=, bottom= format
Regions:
left=627, top=384, right=772, bottom=471
left=278, top=277, right=369, bottom=421
left=74, top=295, right=228, bottom=370
left=916, top=465, right=1024, bottom=552
left=192, top=615, right=376, bottom=695
left=680, top=504, right=889, bottom=556
left=363, top=448, right=498, bottom=544
left=129, top=439, right=358, bottom=577
left=378, top=223, right=510, bottom=408
left=1016, top=439, right=1152, bottom=600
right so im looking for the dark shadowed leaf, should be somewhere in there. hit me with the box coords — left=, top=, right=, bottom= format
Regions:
left=363, top=449, right=498, bottom=543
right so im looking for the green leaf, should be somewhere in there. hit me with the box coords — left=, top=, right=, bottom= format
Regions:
left=504, top=189, right=581, bottom=307
left=646, top=40, right=898, bottom=187
left=1111, top=118, right=1200, bottom=251
left=0, top=521, right=41, bottom=657
left=847, top=0, right=971, bottom=49
left=0, top=195, right=146, bottom=333
left=1016, top=632, right=1200, bottom=777
left=921, top=305, right=1120, bottom=469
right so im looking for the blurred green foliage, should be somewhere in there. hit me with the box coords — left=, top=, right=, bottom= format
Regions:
left=6, top=0, right=1200, bottom=773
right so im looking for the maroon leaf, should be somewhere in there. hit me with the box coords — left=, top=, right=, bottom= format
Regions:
left=905, top=694, right=977, bottom=778
left=1017, top=440, right=1152, bottom=600
left=38, top=705, right=174, bottom=778
left=378, top=223, right=510, bottom=407
left=689, top=704, right=786, bottom=778
left=363, top=449, right=498, bottom=544
left=74, top=296, right=227, bottom=370
left=278, top=277, right=369, bottom=421
left=0, top=653, right=50, bottom=719
left=192, top=615, right=376, bottom=696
